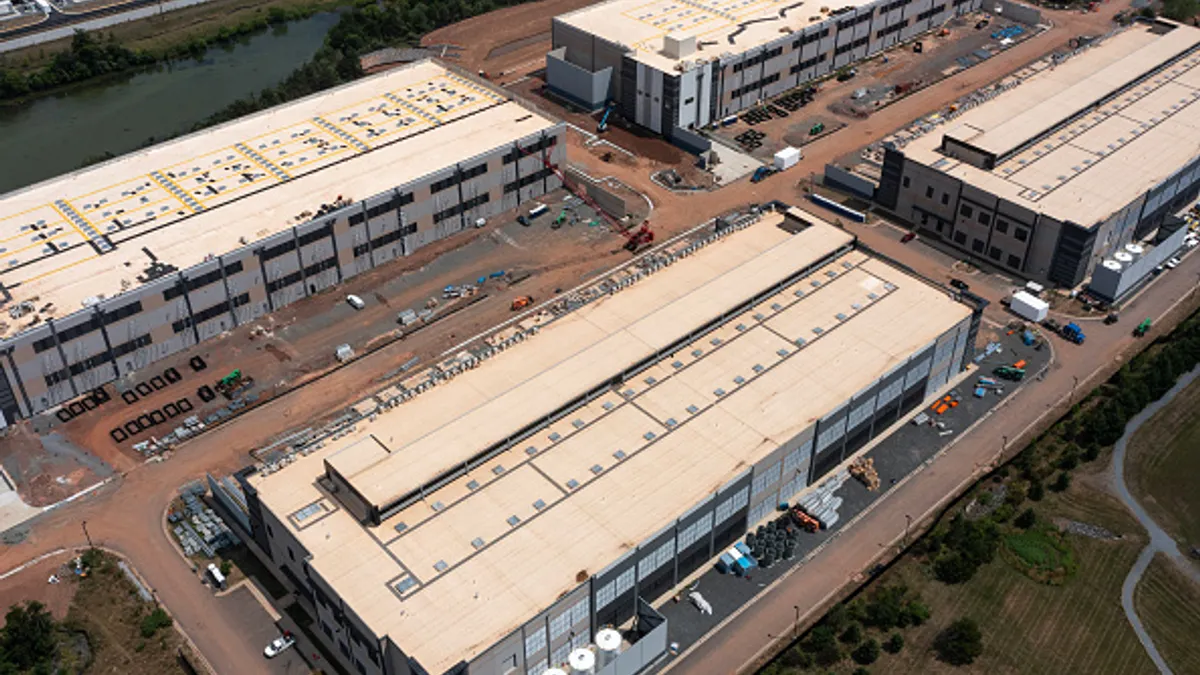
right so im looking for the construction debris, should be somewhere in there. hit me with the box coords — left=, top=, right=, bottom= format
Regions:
left=849, top=456, right=880, bottom=490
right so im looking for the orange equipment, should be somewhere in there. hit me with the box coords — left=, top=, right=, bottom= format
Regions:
left=790, top=506, right=820, bottom=533
left=1013, top=359, right=1027, bottom=369
left=511, top=296, right=534, bottom=311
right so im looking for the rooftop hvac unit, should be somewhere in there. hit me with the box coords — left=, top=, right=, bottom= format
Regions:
left=1125, top=243, right=1145, bottom=257
left=1102, top=259, right=1123, bottom=272
left=569, top=648, right=597, bottom=675
left=596, top=628, right=622, bottom=667
left=1114, top=251, right=1134, bottom=264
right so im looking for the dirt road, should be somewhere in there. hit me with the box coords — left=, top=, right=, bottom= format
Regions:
left=0, top=4, right=1148, bottom=674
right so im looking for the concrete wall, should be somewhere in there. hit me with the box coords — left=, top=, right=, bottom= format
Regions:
left=0, top=123, right=567, bottom=421
left=993, top=0, right=1042, bottom=26
left=547, top=47, right=612, bottom=110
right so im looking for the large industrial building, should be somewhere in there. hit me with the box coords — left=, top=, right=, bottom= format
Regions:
left=875, top=20, right=1200, bottom=292
left=238, top=209, right=981, bottom=675
left=0, top=60, right=565, bottom=423
left=545, top=0, right=987, bottom=145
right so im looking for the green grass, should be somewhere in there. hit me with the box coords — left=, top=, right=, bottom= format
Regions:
left=1127, top=374, right=1200, bottom=551
left=1002, top=525, right=1078, bottom=584
left=1134, top=554, right=1200, bottom=675
left=763, top=473, right=1157, bottom=675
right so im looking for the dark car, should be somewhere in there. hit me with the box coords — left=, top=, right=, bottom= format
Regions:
left=900, top=232, right=917, bottom=243
left=949, top=278, right=969, bottom=291
left=517, top=215, right=530, bottom=227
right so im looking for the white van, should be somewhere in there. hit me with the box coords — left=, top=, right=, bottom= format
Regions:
left=346, top=294, right=365, bottom=310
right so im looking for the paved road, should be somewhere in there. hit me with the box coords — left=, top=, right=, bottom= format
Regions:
left=1112, top=364, right=1200, bottom=675
left=0, top=0, right=213, bottom=54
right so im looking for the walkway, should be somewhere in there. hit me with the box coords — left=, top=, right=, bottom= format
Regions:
left=1111, top=364, right=1200, bottom=675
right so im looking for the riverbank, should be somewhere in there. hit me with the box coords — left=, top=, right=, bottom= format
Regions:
left=0, top=0, right=345, bottom=74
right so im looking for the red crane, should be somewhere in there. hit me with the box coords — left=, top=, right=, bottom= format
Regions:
left=517, top=142, right=654, bottom=253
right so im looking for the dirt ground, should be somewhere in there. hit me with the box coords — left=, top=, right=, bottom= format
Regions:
left=0, top=552, right=79, bottom=622
left=2, top=425, right=115, bottom=506
left=420, top=0, right=597, bottom=84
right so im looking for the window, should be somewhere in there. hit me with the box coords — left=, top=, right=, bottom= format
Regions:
left=941, top=193, right=950, bottom=205
left=954, top=231, right=967, bottom=245
left=995, top=219, right=1009, bottom=234
left=978, top=212, right=991, bottom=226
left=972, top=239, right=985, bottom=253
left=960, top=204, right=974, bottom=218
left=288, top=547, right=295, bottom=561
left=1014, top=227, right=1029, bottom=242
left=684, top=96, right=695, bottom=104
left=902, top=176, right=911, bottom=188
left=1007, top=254, right=1021, bottom=268
left=925, top=186, right=935, bottom=199
left=988, top=246, right=1001, bottom=261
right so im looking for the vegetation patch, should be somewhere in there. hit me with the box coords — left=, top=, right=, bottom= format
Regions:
left=1001, top=525, right=1078, bottom=584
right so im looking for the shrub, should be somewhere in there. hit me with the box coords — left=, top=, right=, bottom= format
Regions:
left=934, top=618, right=984, bottom=666
left=1015, top=508, right=1037, bottom=529
left=780, top=647, right=814, bottom=669
left=139, top=607, right=172, bottom=638
left=840, top=622, right=863, bottom=645
left=934, top=551, right=977, bottom=584
left=219, top=560, right=233, bottom=577
left=852, top=638, right=880, bottom=665
left=1028, top=479, right=1045, bottom=502
left=904, top=600, right=930, bottom=626
left=884, top=632, right=905, bottom=654
left=1051, top=472, right=1072, bottom=493
left=853, top=669, right=871, bottom=675
left=992, top=504, right=1015, bottom=523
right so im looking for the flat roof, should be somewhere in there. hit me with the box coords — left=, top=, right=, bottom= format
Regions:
left=905, top=22, right=1200, bottom=227
left=0, top=60, right=554, bottom=340
left=249, top=211, right=970, bottom=673
left=555, top=0, right=873, bottom=71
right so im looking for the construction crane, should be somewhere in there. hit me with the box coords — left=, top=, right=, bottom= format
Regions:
left=516, top=142, right=654, bottom=253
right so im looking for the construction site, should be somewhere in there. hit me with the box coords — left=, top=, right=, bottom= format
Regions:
left=3, top=1, right=1199, bottom=675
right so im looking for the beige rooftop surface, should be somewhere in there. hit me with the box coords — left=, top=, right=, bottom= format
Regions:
left=906, top=22, right=1200, bottom=227
left=556, top=0, right=873, bottom=71
left=0, top=60, right=553, bottom=338
left=250, top=212, right=971, bottom=673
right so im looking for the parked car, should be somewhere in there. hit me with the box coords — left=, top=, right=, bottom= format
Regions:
left=949, top=278, right=969, bottom=290
left=264, top=633, right=295, bottom=658
left=346, top=294, right=365, bottom=310
left=900, top=232, right=916, bottom=243
left=1167, top=257, right=1181, bottom=269
left=517, top=215, right=530, bottom=227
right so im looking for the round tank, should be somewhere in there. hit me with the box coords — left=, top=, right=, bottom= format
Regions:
left=569, top=648, right=597, bottom=675
left=1114, top=251, right=1134, bottom=264
left=1102, top=260, right=1123, bottom=272
left=596, top=628, right=622, bottom=667
left=1125, top=243, right=1145, bottom=257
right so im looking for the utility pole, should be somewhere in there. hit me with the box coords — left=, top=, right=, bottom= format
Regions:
left=793, top=605, right=801, bottom=639
left=81, top=520, right=94, bottom=548
left=903, top=513, right=912, bottom=547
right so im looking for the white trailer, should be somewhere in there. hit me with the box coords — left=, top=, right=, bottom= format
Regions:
left=1010, top=290, right=1049, bottom=322
left=774, top=147, right=801, bottom=171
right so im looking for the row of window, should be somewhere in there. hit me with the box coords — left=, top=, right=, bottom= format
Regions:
left=835, top=35, right=870, bottom=56
left=504, top=167, right=556, bottom=194
left=348, top=192, right=415, bottom=226
left=430, top=161, right=488, bottom=194
left=434, top=193, right=491, bottom=224
left=730, top=72, right=781, bottom=99
left=958, top=204, right=1030, bottom=241
left=879, top=0, right=913, bottom=13
left=876, top=19, right=909, bottom=39
left=732, top=46, right=784, bottom=72
left=32, top=300, right=148, bottom=354
left=503, top=136, right=558, bottom=164
left=954, top=231, right=1023, bottom=269
left=791, top=53, right=828, bottom=74
left=42, top=334, right=153, bottom=387
left=836, top=11, right=873, bottom=30
left=352, top=223, right=419, bottom=258
left=751, top=460, right=781, bottom=497
left=297, top=224, right=333, bottom=249
left=916, top=3, right=947, bottom=21
left=163, top=261, right=245, bottom=301
left=792, top=27, right=830, bottom=49
left=171, top=294, right=250, bottom=334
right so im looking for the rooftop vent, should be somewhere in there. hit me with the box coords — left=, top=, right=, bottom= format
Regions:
left=434, top=560, right=448, bottom=572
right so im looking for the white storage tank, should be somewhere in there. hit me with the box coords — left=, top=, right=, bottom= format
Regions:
left=774, top=146, right=801, bottom=171
left=569, top=648, right=596, bottom=675
left=1114, top=251, right=1134, bottom=264
left=596, top=628, right=622, bottom=667
left=1125, top=243, right=1145, bottom=258
left=1010, top=290, right=1049, bottom=323
left=546, top=669, right=569, bottom=675
left=1102, top=259, right=1123, bottom=272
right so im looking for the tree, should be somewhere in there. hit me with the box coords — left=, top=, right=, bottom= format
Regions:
left=903, top=600, right=930, bottom=626
left=852, top=638, right=880, bottom=665
left=863, top=585, right=907, bottom=630
left=780, top=647, right=814, bottom=669
left=1, top=601, right=58, bottom=671
left=853, top=669, right=871, bottom=675
left=1015, top=508, right=1037, bottom=529
left=884, top=632, right=905, bottom=654
left=1028, top=479, right=1045, bottom=502
left=1051, top=472, right=1072, bottom=493
left=803, top=625, right=837, bottom=654
left=934, top=551, right=976, bottom=584
left=934, top=618, right=984, bottom=666
left=839, top=622, right=863, bottom=645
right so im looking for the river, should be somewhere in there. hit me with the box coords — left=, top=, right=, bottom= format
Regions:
left=0, top=11, right=339, bottom=195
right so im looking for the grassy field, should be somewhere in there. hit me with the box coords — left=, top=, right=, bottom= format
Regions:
left=1134, top=553, right=1200, bottom=675
left=1126, top=373, right=1200, bottom=552
left=764, top=465, right=1159, bottom=675
left=0, top=0, right=341, bottom=71
left=66, top=551, right=195, bottom=675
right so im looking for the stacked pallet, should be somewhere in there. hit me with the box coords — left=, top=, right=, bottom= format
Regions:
left=849, top=457, right=880, bottom=491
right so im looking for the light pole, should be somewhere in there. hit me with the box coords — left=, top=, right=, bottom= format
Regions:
left=81, top=520, right=93, bottom=548
left=903, top=514, right=912, bottom=547
left=793, top=605, right=801, bottom=639
left=1069, top=375, right=1079, bottom=405
left=1002, top=434, right=1009, bottom=452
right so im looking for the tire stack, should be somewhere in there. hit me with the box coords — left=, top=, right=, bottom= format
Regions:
left=735, top=129, right=766, bottom=151
left=741, top=108, right=772, bottom=125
